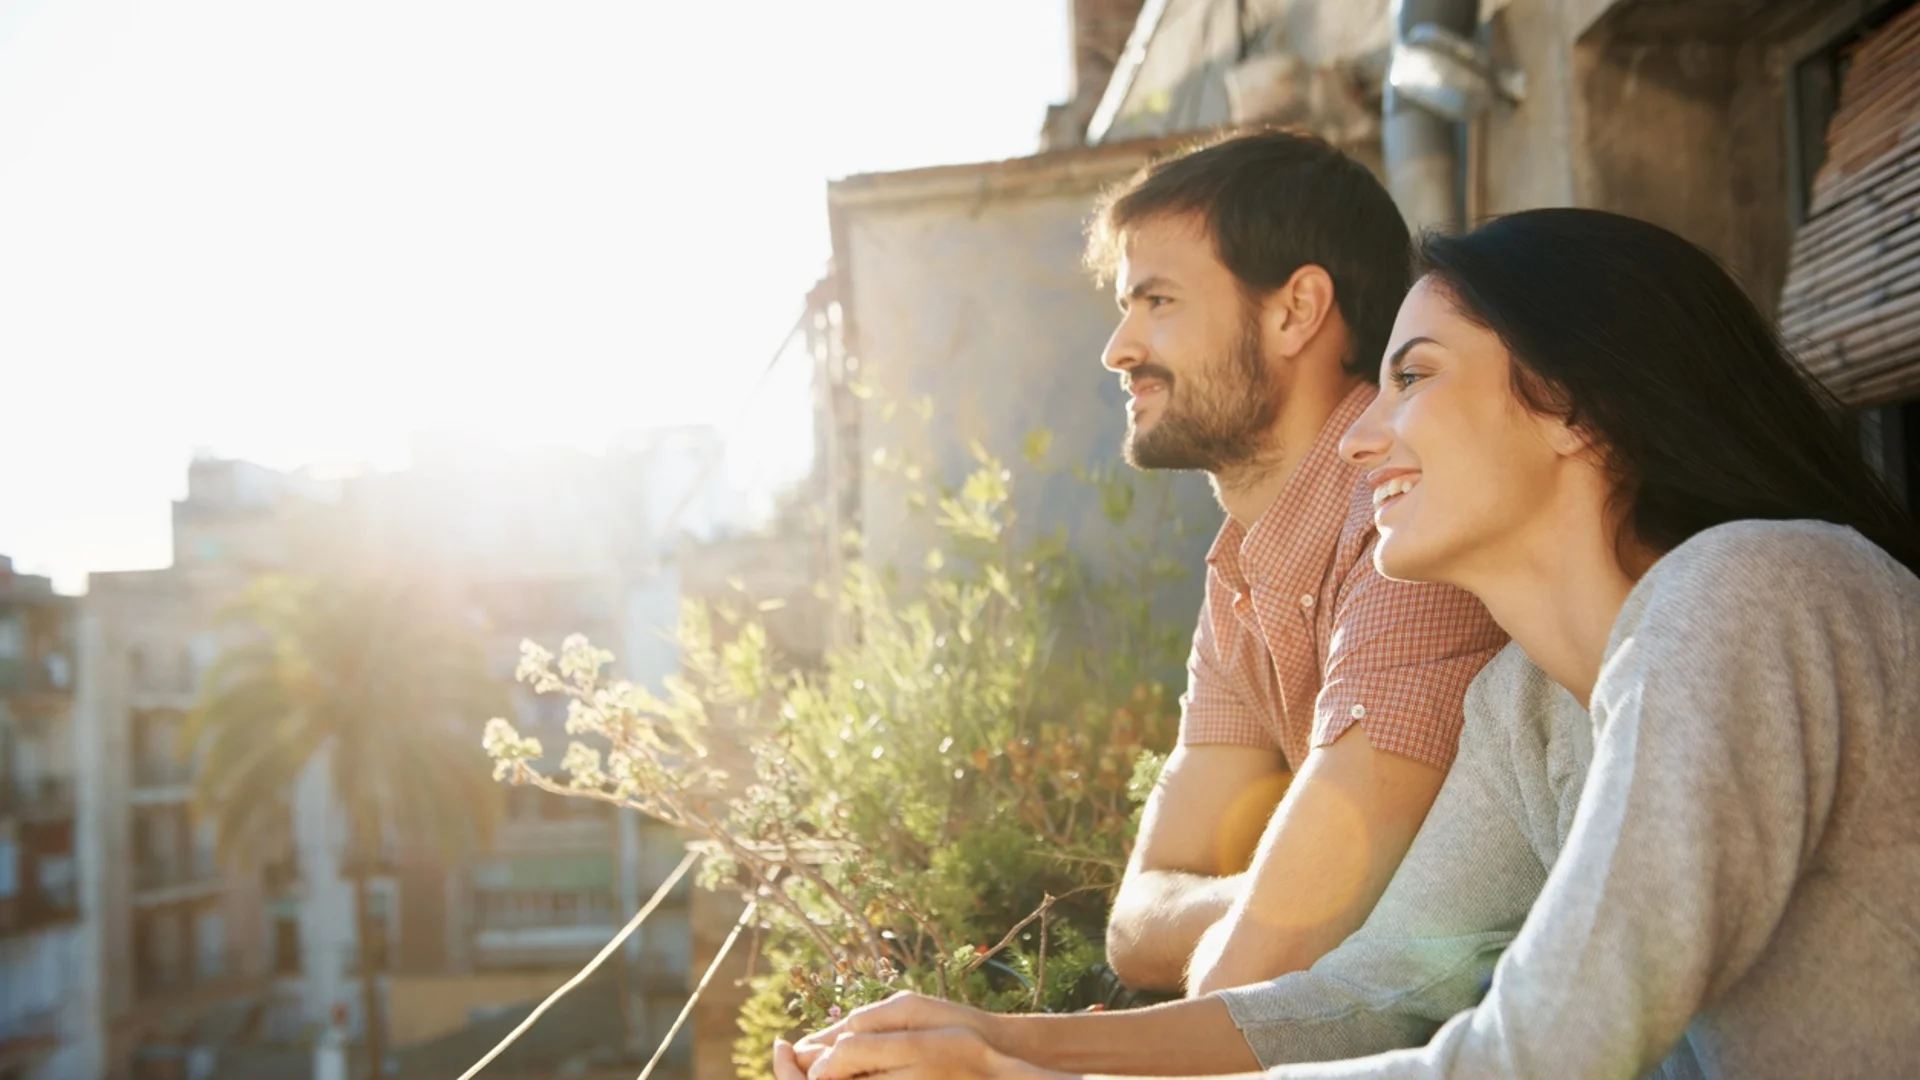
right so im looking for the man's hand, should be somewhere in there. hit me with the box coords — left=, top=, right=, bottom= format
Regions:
left=783, top=1027, right=1063, bottom=1080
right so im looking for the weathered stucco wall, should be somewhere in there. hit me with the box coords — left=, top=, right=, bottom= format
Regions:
left=829, top=145, right=1221, bottom=607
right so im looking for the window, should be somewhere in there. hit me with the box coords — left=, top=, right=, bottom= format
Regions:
left=1785, top=2, right=1920, bottom=489
left=1860, top=402, right=1920, bottom=509
left=272, top=915, right=303, bottom=976
left=195, top=910, right=227, bottom=979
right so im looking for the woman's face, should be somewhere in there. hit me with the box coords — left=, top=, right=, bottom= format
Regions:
left=1339, top=277, right=1581, bottom=586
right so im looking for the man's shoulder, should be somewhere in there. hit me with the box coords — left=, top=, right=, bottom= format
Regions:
left=1329, top=496, right=1500, bottom=637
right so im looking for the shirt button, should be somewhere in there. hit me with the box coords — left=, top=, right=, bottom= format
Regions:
left=1350, top=704, right=1367, bottom=719
left=1299, top=594, right=1316, bottom=609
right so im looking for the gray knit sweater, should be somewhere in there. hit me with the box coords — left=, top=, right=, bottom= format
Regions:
left=1217, top=519, right=1920, bottom=1078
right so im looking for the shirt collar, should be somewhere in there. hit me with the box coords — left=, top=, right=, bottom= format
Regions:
left=1207, top=382, right=1376, bottom=595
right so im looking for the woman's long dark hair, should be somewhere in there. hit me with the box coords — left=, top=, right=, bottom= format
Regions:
left=1416, top=208, right=1920, bottom=574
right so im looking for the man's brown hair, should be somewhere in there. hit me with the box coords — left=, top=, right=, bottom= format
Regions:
left=1087, top=128, right=1411, bottom=378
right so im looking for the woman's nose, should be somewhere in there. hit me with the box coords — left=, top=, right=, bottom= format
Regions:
left=1339, top=392, right=1392, bottom=468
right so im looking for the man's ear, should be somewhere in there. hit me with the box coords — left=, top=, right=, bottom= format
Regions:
left=1261, top=265, right=1337, bottom=360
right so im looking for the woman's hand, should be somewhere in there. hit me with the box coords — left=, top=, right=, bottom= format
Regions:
left=793, top=993, right=1002, bottom=1066
left=777, top=993, right=1059, bottom=1080
left=778, top=1026, right=1068, bottom=1080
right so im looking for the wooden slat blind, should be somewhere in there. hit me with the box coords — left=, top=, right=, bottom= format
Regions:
left=1781, top=2, right=1920, bottom=407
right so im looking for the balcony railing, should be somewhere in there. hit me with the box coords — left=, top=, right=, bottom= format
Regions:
left=0, top=1003, right=62, bottom=1047
left=132, top=857, right=224, bottom=896
left=0, top=875, right=79, bottom=935
left=0, top=776, right=74, bottom=819
left=134, top=947, right=252, bottom=1001
left=0, top=657, right=65, bottom=696
left=132, top=758, right=196, bottom=790
left=474, top=903, right=623, bottom=931
left=339, top=939, right=392, bottom=977
left=493, top=815, right=615, bottom=853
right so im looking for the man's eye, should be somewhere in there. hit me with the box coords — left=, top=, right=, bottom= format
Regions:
left=1146, top=295, right=1171, bottom=309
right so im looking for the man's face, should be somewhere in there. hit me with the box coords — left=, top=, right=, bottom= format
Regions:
left=1102, top=214, right=1276, bottom=473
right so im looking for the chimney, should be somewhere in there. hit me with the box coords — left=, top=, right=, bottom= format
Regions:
left=1041, top=0, right=1148, bottom=150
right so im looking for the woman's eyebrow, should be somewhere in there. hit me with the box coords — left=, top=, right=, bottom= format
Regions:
left=1385, top=335, right=1439, bottom=372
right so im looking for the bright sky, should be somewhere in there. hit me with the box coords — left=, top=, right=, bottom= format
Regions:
left=0, top=0, right=1070, bottom=593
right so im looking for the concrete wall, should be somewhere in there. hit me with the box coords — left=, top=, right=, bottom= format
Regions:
left=827, top=141, right=1221, bottom=601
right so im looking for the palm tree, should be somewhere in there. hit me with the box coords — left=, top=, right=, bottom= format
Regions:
left=183, top=573, right=505, bottom=1076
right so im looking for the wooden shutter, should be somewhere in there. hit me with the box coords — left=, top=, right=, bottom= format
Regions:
left=1780, top=3, right=1920, bottom=407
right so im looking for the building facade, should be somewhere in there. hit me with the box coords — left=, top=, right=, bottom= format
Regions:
left=61, top=434, right=747, bottom=1079
left=0, top=558, right=84, bottom=1080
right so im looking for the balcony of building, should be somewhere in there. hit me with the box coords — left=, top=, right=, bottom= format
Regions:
left=131, top=855, right=225, bottom=908
left=129, top=947, right=266, bottom=1021
left=0, top=1002, right=64, bottom=1073
left=130, top=709, right=196, bottom=803
left=0, top=862, right=79, bottom=938
left=125, top=644, right=202, bottom=713
left=130, top=757, right=196, bottom=798
left=0, top=775, right=74, bottom=822
left=0, top=806, right=78, bottom=937
left=493, top=814, right=616, bottom=856
left=0, top=654, right=69, bottom=707
left=0, top=590, right=74, bottom=718
left=130, top=798, right=223, bottom=906
left=471, top=879, right=621, bottom=968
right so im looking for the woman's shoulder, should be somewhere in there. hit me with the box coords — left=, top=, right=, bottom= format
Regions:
left=1624, top=519, right=1920, bottom=648
left=1645, top=519, right=1910, bottom=599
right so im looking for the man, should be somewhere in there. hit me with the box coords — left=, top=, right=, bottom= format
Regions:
left=1090, top=129, right=1504, bottom=996
left=767, top=129, right=1509, bottom=1078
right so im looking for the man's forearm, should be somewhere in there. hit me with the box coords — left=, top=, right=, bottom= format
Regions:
left=993, top=996, right=1258, bottom=1076
left=1105, top=870, right=1243, bottom=991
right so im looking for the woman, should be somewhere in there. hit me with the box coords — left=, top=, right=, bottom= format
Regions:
left=787, top=209, right=1920, bottom=1078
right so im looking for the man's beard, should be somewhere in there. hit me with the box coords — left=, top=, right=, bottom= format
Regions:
left=1124, top=316, right=1277, bottom=473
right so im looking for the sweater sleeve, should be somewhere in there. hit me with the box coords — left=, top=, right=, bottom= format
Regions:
left=1218, top=647, right=1561, bottom=1065
left=1265, top=522, right=1881, bottom=1080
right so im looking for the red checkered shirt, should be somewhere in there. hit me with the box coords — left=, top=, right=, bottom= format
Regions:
left=1180, top=384, right=1508, bottom=771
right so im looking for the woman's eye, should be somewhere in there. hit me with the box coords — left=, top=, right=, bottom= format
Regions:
left=1390, top=368, right=1426, bottom=390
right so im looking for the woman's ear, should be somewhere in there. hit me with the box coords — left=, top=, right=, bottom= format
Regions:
left=1542, top=414, right=1599, bottom=460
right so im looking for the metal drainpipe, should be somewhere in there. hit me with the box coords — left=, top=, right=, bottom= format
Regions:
left=1384, top=0, right=1480, bottom=234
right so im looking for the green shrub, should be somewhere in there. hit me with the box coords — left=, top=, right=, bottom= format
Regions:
left=483, top=432, right=1195, bottom=1079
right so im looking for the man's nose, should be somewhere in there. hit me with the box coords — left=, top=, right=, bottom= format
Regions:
left=1101, top=318, right=1143, bottom=373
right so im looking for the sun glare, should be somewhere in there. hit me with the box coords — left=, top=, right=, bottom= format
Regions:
left=0, top=0, right=1068, bottom=591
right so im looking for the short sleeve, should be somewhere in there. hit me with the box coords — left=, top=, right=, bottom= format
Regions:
left=1311, top=540, right=1507, bottom=770
left=1179, top=568, right=1281, bottom=751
